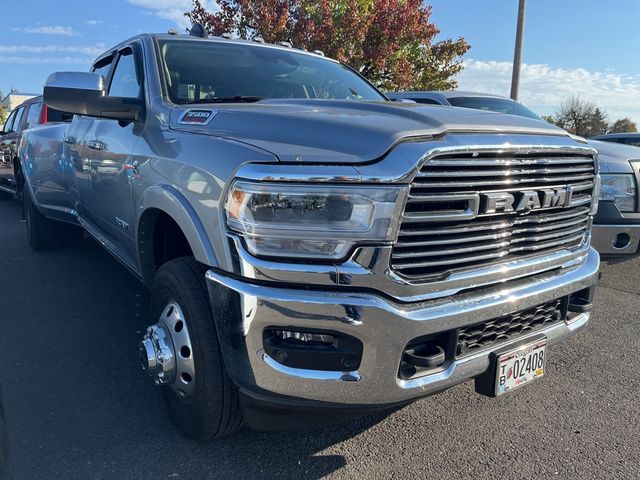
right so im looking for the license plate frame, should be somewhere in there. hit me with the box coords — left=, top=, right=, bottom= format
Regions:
left=494, top=339, right=547, bottom=396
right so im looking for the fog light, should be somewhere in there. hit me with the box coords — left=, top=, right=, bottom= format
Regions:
left=274, top=330, right=335, bottom=345
left=263, top=328, right=363, bottom=371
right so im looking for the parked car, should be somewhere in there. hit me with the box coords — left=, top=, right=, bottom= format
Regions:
left=590, top=132, right=640, bottom=147
left=20, top=28, right=600, bottom=440
left=388, top=90, right=640, bottom=258
left=588, top=139, right=640, bottom=256
left=0, top=96, right=72, bottom=200
left=386, top=90, right=543, bottom=120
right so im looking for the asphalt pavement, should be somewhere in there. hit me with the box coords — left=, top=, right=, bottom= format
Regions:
left=0, top=196, right=639, bottom=480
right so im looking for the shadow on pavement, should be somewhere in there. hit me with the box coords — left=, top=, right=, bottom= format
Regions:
left=0, top=199, right=392, bottom=479
left=0, top=384, right=7, bottom=480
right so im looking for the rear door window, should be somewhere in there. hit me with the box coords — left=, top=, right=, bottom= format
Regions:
left=2, top=110, right=16, bottom=133
left=25, top=102, right=44, bottom=129
left=12, top=107, right=25, bottom=133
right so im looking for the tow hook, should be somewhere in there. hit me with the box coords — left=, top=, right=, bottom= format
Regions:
left=140, top=324, right=176, bottom=385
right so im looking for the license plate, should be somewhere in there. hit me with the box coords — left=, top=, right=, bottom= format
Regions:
left=495, top=340, right=546, bottom=396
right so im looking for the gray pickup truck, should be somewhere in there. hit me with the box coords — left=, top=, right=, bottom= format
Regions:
left=389, top=90, right=640, bottom=258
left=19, top=29, right=600, bottom=439
left=588, top=139, right=640, bottom=256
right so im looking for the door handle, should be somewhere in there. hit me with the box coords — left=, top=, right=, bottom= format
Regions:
left=87, top=139, right=105, bottom=151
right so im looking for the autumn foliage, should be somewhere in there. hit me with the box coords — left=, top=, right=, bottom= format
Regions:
left=186, top=0, right=470, bottom=91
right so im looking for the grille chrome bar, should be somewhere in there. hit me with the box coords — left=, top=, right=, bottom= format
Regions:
left=411, top=173, right=594, bottom=188
left=512, top=215, right=587, bottom=234
left=417, top=165, right=594, bottom=177
left=427, top=157, right=594, bottom=167
left=393, top=240, right=512, bottom=259
left=393, top=250, right=511, bottom=270
left=402, top=193, right=479, bottom=222
left=392, top=234, right=586, bottom=270
left=392, top=151, right=595, bottom=279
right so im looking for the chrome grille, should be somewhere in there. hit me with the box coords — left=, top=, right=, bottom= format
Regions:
left=392, top=152, right=595, bottom=278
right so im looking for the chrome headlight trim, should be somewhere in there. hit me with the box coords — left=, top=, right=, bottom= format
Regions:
left=224, top=180, right=408, bottom=260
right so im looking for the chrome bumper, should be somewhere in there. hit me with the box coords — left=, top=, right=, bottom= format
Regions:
left=205, top=248, right=599, bottom=406
left=592, top=224, right=640, bottom=255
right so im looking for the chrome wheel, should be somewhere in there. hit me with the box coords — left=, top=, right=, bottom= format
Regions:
left=140, top=301, right=196, bottom=400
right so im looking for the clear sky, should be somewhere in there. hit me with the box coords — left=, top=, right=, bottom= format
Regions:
left=429, top=0, right=640, bottom=124
left=1, top=0, right=639, bottom=123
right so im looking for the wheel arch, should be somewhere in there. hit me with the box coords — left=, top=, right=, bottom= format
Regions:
left=12, top=155, right=25, bottom=196
left=138, top=185, right=218, bottom=287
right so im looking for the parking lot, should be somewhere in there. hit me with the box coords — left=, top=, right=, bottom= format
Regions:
left=0, top=196, right=639, bottom=480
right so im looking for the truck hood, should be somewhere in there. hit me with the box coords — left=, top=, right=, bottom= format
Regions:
left=170, top=99, right=569, bottom=163
left=587, top=139, right=640, bottom=174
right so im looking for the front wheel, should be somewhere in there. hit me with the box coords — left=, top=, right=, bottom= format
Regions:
left=143, top=257, right=242, bottom=439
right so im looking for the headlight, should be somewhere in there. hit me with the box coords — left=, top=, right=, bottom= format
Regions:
left=225, top=181, right=405, bottom=259
left=599, top=174, right=636, bottom=212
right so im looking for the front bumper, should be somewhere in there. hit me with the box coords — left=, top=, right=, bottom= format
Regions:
left=593, top=200, right=640, bottom=255
left=205, top=248, right=599, bottom=407
left=592, top=224, right=640, bottom=255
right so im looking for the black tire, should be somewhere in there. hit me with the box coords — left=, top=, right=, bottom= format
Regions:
left=24, top=189, right=56, bottom=251
left=151, top=257, right=242, bottom=439
left=14, top=157, right=25, bottom=204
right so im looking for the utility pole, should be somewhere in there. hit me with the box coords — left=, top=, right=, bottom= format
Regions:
left=510, top=0, right=526, bottom=100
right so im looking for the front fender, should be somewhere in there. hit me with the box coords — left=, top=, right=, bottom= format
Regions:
left=138, top=184, right=217, bottom=284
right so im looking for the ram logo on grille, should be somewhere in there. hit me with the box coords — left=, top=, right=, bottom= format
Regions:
left=482, top=187, right=573, bottom=214
left=392, top=151, right=595, bottom=278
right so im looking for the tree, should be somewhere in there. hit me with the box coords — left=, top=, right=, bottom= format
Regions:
left=0, top=90, right=7, bottom=125
left=186, top=0, right=470, bottom=91
left=541, top=114, right=555, bottom=125
left=554, top=96, right=608, bottom=137
left=609, top=117, right=638, bottom=133
left=588, top=107, right=609, bottom=137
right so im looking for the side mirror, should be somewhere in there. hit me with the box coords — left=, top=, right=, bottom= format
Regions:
left=43, top=71, right=144, bottom=122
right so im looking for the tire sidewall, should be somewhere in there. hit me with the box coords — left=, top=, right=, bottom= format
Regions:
left=24, top=193, right=33, bottom=244
left=150, top=261, right=227, bottom=437
left=24, top=190, right=44, bottom=249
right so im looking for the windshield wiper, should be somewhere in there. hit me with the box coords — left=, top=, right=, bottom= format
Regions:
left=186, top=96, right=264, bottom=104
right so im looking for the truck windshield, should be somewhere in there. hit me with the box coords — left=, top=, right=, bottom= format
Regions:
left=448, top=96, right=542, bottom=120
left=159, top=39, right=385, bottom=104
